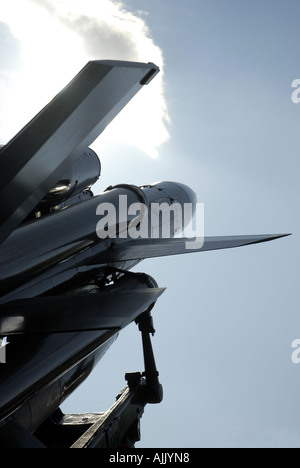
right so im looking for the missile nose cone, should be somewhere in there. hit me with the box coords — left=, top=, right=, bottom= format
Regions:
left=139, top=181, right=198, bottom=237
left=173, top=182, right=197, bottom=206
left=140, top=181, right=197, bottom=207
left=171, top=183, right=197, bottom=229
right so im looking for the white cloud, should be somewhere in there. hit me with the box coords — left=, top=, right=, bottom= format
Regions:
left=0, top=0, right=169, bottom=157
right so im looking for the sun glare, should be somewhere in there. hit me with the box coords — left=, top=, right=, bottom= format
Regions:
left=0, top=0, right=170, bottom=157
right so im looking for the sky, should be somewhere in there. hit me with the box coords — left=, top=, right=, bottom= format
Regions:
left=0, top=0, right=299, bottom=449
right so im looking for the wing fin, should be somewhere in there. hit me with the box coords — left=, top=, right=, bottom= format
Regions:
left=0, top=288, right=165, bottom=335
left=97, top=234, right=290, bottom=263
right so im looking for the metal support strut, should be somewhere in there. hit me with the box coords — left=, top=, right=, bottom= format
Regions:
left=126, top=309, right=163, bottom=405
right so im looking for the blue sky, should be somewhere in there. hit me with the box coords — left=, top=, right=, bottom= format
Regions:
left=1, top=0, right=299, bottom=448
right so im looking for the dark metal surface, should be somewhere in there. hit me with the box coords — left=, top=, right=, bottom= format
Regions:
left=96, top=233, right=291, bottom=263
left=0, top=60, right=159, bottom=245
left=37, top=148, right=101, bottom=210
left=13, top=338, right=117, bottom=434
left=0, top=419, right=46, bottom=448
left=0, top=330, right=116, bottom=424
left=0, top=288, right=165, bottom=334
left=0, top=181, right=197, bottom=300
left=0, top=273, right=163, bottom=425
left=71, top=383, right=145, bottom=448
left=0, top=185, right=142, bottom=297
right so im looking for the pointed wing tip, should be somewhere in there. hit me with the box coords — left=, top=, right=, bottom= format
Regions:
left=265, top=233, right=292, bottom=241
left=242, top=233, right=291, bottom=246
